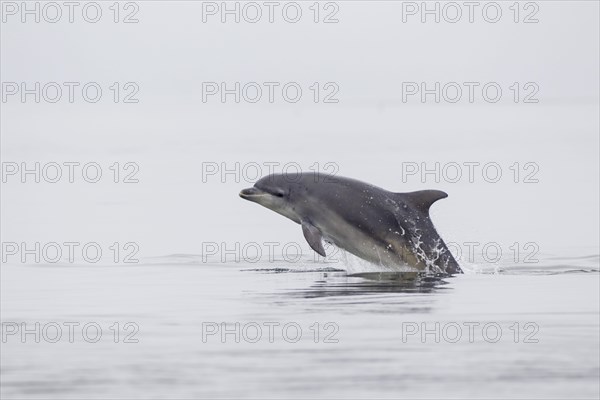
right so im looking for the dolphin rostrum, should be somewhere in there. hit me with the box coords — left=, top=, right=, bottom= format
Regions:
left=239, top=173, right=461, bottom=274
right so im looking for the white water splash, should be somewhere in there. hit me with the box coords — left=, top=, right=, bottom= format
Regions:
left=333, top=245, right=417, bottom=275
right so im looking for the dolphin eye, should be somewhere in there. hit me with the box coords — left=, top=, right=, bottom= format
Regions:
left=270, top=188, right=286, bottom=198
left=261, top=185, right=286, bottom=198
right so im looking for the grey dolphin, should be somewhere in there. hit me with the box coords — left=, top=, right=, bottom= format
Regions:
left=239, top=173, right=461, bottom=274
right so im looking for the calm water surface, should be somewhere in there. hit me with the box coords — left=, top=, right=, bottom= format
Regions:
left=1, top=254, right=599, bottom=399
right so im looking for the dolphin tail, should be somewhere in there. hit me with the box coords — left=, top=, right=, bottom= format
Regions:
left=389, top=190, right=462, bottom=274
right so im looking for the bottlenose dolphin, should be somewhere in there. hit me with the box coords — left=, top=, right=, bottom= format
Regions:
left=239, top=173, right=461, bottom=274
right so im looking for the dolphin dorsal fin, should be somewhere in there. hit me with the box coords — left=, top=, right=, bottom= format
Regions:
left=398, top=190, right=448, bottom=215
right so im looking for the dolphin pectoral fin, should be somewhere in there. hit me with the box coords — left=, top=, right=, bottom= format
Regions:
left=301, top=221, right=326, bottom=257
